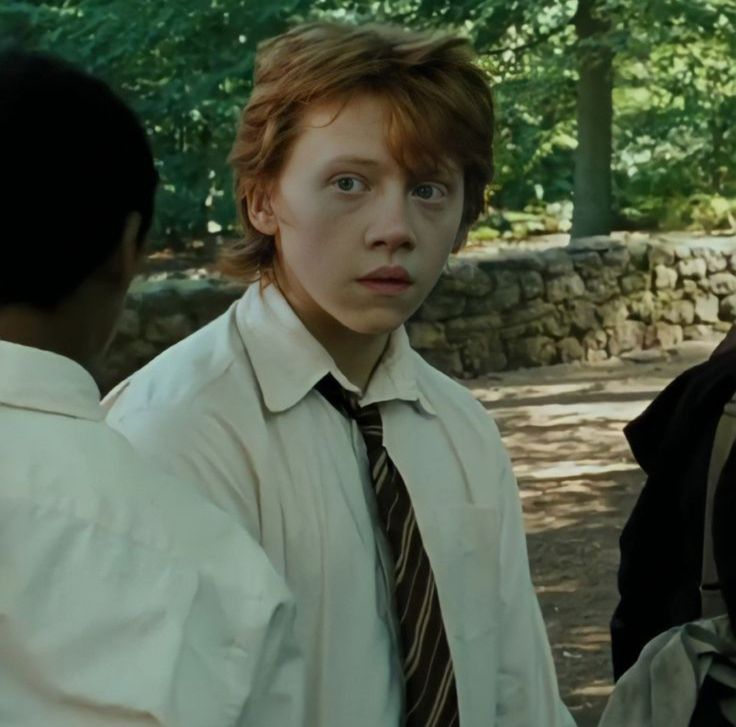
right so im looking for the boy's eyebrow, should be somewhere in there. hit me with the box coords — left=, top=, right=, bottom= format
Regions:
left=323, top=155, right=382, bottom=168
left=322, top=155, right=459, bottom=181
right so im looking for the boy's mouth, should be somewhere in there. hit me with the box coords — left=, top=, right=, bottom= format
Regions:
left=358, top=265, right=412, bottom=282
left=357, top=266, right=413, bottom=295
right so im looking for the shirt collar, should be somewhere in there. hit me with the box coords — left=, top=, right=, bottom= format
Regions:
left=235, top=283, right=436, bottom=416
left=0, top=340, right=104, bottom=421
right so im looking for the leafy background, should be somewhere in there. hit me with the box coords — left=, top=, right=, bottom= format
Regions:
left=2, top=0, right=734, bottom=247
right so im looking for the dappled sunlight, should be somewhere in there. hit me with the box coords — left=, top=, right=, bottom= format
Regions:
left=496, top=400, right=650, bottom=426
left=573, top=683, right=614, bottom=700
left=558, top=626, right=616, bottom=718
left=462, top=345, right=718, bottom=724
left=519, top=461, right=639, bottom=483
left=475, top=382, right=664, bottom=411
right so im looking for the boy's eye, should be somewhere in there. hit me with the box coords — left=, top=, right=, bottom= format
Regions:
left=412, top=183, right=445, bottom=201
left=333, top=176, right=366, bottom=193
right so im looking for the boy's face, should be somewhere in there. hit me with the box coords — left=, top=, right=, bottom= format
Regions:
left=253, top=93, right=465, bottom=339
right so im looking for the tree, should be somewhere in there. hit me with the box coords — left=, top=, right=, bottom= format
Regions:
left=5, top=0, right=736, bottom=241
left=571, top=0, right=613, bottom=237
left=2, top=0, right=315, bottom=243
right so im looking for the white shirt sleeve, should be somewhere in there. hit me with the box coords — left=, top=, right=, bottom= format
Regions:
left=104, top=403, right=305, bottom=727
left=105, top=402, right=264, bottom=543
left=0, top=492, right=301, bottom=727
left=494, top=446, right=577, bottom=727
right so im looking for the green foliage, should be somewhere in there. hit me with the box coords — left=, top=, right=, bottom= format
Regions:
left=610, top=0, right=736, bottom=228
left=3, top=0, right=735, bottom=243
left=3, top=0, right=313, bottom=244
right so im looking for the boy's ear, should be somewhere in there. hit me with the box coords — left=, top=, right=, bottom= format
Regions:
left=247, top=184, right=279, bottom=236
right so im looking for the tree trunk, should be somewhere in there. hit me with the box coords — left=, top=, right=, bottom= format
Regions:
left=571, top=0, right=613, bottom=239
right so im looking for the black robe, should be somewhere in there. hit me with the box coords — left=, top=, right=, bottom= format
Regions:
left=611, top=347, right=736, bottom=680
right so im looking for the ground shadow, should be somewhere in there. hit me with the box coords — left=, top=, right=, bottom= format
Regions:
left=464, top=348, right=716, bottom=724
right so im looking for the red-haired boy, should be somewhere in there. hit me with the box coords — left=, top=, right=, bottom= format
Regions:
left=106, top=22, right=574, bottom=726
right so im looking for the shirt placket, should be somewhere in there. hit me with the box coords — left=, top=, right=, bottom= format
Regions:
left=349, top=419, right=405, bottom=687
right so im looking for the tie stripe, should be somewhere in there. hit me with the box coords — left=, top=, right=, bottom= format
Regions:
left=316, top=376, right=459, bottom=725
left=395, top=514, right=417, bottom=582
left=404, top=575, right=435, bottom=675
left=427, top=662, right=456, bottom=726
left=407, top=627, right=444, bottom=708
left=385, top=491, right=401, bottom=529
left=400, top=547, right=425, bottom=623
left=372, top=449, right=388, bottom=481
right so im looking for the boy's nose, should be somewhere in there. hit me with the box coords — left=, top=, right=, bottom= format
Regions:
left=365, top=195, right=416, bottom=253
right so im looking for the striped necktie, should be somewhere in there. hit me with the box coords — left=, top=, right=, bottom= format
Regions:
left=316, top=375, right=459, bottom=726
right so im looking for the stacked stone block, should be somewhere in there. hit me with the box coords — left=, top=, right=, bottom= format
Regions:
left=104, top=235, right=736, bottom=388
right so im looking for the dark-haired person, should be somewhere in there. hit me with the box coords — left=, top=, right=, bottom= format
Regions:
left=611, top=326, right=736, bottom=681
left=0, top=49, right=302, bottom=726
left=602, top=332, right=736, bottom=723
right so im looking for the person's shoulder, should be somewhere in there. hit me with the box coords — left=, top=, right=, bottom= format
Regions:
left=625, top=347, right=736, bottom=473
left=0, top=413, right=178, bottom=555
left=0, top=421, right=292, bottom=723
left=106, top=301, right=257, bottom=417
left=2, top=411, right=287, bottom=602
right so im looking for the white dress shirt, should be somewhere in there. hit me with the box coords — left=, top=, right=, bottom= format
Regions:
left=0, top=340, right=302, bottom=727
left=105, top=283, right=575, bottom=727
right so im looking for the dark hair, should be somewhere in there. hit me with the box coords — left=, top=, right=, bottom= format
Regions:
left=0, top=48, right=158, bottom=308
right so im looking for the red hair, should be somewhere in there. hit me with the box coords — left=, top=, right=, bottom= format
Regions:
left=223, top=22, right=495, bottom=282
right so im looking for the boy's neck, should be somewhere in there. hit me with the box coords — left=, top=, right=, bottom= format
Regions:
left=266, top=273, right=392, bottom=392
left=0, top=285, right=116, bottom=379
left=320, top=329, right=390, bottom=393
left=293, top=306, right=389, bottom=391
left=0, top=308, right=98, bottom=378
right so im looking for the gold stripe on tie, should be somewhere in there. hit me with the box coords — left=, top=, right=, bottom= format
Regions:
left=316, top=375, right=460, bottom=726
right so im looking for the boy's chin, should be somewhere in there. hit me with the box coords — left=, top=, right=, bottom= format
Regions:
left=341, top=312, right=410, bottom=337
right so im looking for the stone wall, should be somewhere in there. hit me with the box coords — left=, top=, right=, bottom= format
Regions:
left=103, top=235, right=736, bottom=390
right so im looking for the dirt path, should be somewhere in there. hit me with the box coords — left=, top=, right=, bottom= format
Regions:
left=465, top=341, right=719, bottom=726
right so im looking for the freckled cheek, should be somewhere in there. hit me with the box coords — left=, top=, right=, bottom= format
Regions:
left=304, top=196, right=361, bottom=229
left=312, top=214, right=367, bottom=256
left=416, top=216, right=459, bottom=253
left=283, top=219, right=341, bottom=260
